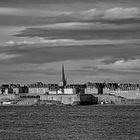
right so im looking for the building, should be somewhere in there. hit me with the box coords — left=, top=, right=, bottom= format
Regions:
left=64, top=88, right=76, bottom=94
left=19, top=85, right=28, bottom=94
left=48, top=84, right=58, bottom=94
left=56, top=87, right=76, bottom=94
left=28, top=82, right=49, bottom=95
left=103, top=82, right=140, bottom=99
left=1, top=84, right=9, bottom=94
left=103, top=87, right=110, bottom=94
left=85, top=82, right=98, bottom=94
left=85, top=87, right=98, bottom=94
left=10, top=84, right=20, bottom=94
left=69, top=84, right=86, bottom=94
left=0, top=84, right=22, bottom=94
left=0, top=86, right=2, bottom=94
left=13, top=88, right=19, bottom=94
left=48, top=89, right=57, bottom=94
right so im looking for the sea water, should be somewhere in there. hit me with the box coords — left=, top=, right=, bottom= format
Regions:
left=0, top=105, right=140, bottom=140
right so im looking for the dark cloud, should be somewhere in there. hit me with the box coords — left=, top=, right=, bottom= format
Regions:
left=0, top=0, right=140, bottom=83
left=0, top=15, right=59, bottom=26
left=0, top=0, right=139, bottom=6
left=1, top=43, right=140, bottom=65
left=15, top=28, right=140, bottom=40
left=88, top=18, right=140, bottom=25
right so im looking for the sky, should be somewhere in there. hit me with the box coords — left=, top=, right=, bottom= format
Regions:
left=0, top=0, right=140, bottom=84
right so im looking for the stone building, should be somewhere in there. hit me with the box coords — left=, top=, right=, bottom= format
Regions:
left=28, top=82, right=49, bottom=95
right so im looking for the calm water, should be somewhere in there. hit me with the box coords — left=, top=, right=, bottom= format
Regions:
left=0, top=105, right=140, bottom=140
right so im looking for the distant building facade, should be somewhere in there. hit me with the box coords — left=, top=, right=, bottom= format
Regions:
left=28, top=82, right=49, bottom=95
left=85, top=82, right=98, bottom=94
left=64, top=88, right=76, bottom=94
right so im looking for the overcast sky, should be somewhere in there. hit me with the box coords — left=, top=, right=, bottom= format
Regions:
left=0, top=0, right=140, bottom=84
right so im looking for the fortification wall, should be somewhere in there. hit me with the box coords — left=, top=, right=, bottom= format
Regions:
left=40, top=94, right=98, bottom=105
left=16, top=98, right=38, bottom=105
left=109, top=90, right=140, bottom=99
left=94, top=94, right=126, bottom=104
left=40, top=94, right=80, bottom=105
left=0, top=94, right=16, bottom=100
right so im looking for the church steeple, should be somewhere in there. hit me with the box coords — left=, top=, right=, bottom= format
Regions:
left=62, top=64, right=67, bottom=87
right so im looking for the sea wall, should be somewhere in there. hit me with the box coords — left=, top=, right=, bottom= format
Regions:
left=0, top=94, right=16, bottom=101
left=40, top=94, right=80, bottom=105
left=109, top=90, right=140, bottom=99
left=94, top=94, right=126, bottom=104
left=125, top=99, right=140, bottom=104
left=79, top=94, right=98, bottom=105
left=40, top=94, right=98, bottom=105
left=1, top=92, right=139, bottom=105
left=16, top=98, right=39, bottom=106
left=20, top=94, right=128, bottom=105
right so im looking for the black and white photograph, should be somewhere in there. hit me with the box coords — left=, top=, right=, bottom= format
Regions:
left=0, top=0, right=140, bottom=139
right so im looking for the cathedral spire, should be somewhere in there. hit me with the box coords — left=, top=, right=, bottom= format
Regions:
left=62, top=64, right=67, bottom=87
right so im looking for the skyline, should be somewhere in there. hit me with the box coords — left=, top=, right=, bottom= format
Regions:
left=0, top=0, right=140, bottom=84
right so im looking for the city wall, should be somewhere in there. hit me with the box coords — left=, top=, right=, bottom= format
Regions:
left=94, top=94, right=126, bottom=104
left=0, top=94, right=16, bottom=101
left=40, top=94, right=129, bottom=105
left=40, top=94, right=80, bottom=105
left=40, top=94, right=98, bottom=105
left=109, top=90, right=140, bottom=99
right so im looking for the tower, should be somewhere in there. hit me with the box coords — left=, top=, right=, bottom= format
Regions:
left=62, top=64, right=67, bottom=87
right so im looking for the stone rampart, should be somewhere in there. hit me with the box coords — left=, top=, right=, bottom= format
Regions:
left=40, top=94, right=80, bottom=105
left=0, top=94, right=16, bottom=101
left=94, top=94, right=126, bottom=104
left=109, top=90, right=140, bottom=99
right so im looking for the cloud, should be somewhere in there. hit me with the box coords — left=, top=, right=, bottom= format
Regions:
left=7, top=58, right=139, bottom=83
left=75, top=7, right=140, bottom=21
left=2, top=38, right=75, bottom=46
left=1, top=6, right=140, bottom=27
left=0, top=6, right=140, bottom=27
left=1, top=57, right=140, bottom=83
left=0, top=53, right=19, bottom=60
left=9, top=57, right=139, bottom=74
left=14, top=17, right=140, bottom=40
left=1, top=40, right=139, bottom=66
left=0, top=1, right=140, bottom=83
left=38, top=58, right=140, bottom=73
left=76, top=7, right=140, bottom=20
left=0, top=7, right=70, bottom=17
left=95, top=58, right=140, bottom=73
left=32, top=22, right=140, bottom=30
left=5, top=40, right=36, bottom=46
left=104, top=7, right=140, bottom=19
left=73, top=8, right=101, bottom=20
left=0, top=7, right=21, bottom=15
left=2, top=38, right=140, bottom=47
left=56, top=7, right=140, bottom=22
